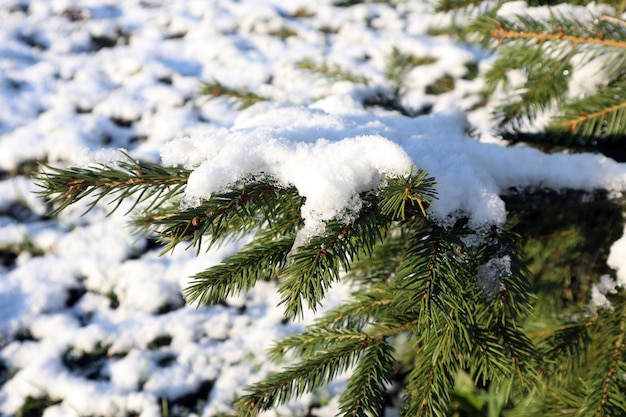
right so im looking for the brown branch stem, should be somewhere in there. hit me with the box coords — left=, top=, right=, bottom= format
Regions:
left=561, top=100, right=626, bottom=132
left=491, top=27, right=626, bottom=49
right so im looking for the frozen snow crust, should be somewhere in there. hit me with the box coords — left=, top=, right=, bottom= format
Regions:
left=1, top=0, right=626, bottom=416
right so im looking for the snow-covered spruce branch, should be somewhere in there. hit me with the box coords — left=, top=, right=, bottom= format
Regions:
left=182, top=171, right=439, bottom=319
left=36, top=154, right=542, bottom=416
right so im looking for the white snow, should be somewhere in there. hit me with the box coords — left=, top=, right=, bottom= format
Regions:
left=476, top=255, right=511, bottom=299
left=165, top=103, right=626, bottom=232
left=593, top=224, right=626, bottom=308
left=1, top=0, right=625, bottom=416
left=163, top=103, right=414, bottom=241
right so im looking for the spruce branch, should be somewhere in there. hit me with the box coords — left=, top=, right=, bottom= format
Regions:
left=35, top=152, right=190, bottom=216
left=489, top=20, right=626, bottom=50
left=471, top=10, right=626, bottom=143
left=136, top=182, right=302, bottom=254
left=237, top=336, right=378, bottom=417
left=551, top=79, right=626, bottom=139
left=244, top=321, right=420, bottom=416
left=478, top=225, right=534, bottom=320
left=199, top=80, right=268, bottom=109
left=337, top=341, right=395, bottom=417
left=270, top=328, right=374, bottom=361
left=530, top=316, right=596, bottom=403
left=389, top=226, right=468, bottom=323
left=403, top=322, right=459, bottom=417
left=385, top=47, right=438, bottom=96
left=313, top=288, right=394, bottom=330
left=34, top=146, right=556, bottom=416
left=467, top=325, right=512, bottom=385
left=473, top=229, right=539, bottom=386
left=270, top=316, right=421, bottom=362
left=297, top=58, right=370, bottom=85
left=559, top=100, right=626, bottom=136
left=276, top=169, right=438, bottom=320
left=435, top=0, right=485, bottom=14
left=497, top=53, right=574, bottom=123
left=492, top=321, right=540, bottom=387
left=275, top=170, right=435, bottom=320
left=581, top=303, right=626, bottom=417
left=184, top=236, right=295, bottom=306
left=476, top=12, right=626, bottom=51
left=278, top=203, right=388, bottom=318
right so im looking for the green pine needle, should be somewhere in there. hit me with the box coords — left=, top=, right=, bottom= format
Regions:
left=471, top=11, right=626, bottom=142
left=35, top=152, right=190, bottom=216
left=199, top=80, right=268, bottom=109
left=378, top=170, right=437, bottom=220
left=338, top=341, right=395, bottom=417
left=278, top=204, right=388, bottom=318
left=184, top=236, right=295, bottom=306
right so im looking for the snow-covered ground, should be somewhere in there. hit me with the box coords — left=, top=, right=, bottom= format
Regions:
left=1, top=1, right=625, bottom=416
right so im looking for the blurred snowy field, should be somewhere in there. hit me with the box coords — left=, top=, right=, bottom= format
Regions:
left=1, top=1, right=626, bottom=416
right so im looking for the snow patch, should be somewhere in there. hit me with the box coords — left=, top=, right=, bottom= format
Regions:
left=162, top=101, right=626, bottom=234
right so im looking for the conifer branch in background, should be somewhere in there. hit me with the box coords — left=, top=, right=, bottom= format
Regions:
left=469, top=7, right=626, bottom=145
left=385, top=47, right=438, bottom=97
left=488, top=19, right=626, bottom=49
left=297, top=58, right=370, bottom=85
left=435, top=0, right=484, bottom=13
left=199, top=80, right=268, bottom=109
left=553, top=80, right=626, bottom=138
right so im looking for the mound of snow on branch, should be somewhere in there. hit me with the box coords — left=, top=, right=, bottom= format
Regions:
left=161, top=95, right=626, bottom=237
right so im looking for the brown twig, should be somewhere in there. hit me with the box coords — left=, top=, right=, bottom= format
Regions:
left=561, top=101, right=626, bottom=132
left=491, top=24, right=626, bottom=49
